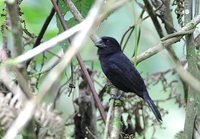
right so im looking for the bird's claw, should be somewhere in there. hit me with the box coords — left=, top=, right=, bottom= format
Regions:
left=109, top=94, right=124, bottom=106
left=109, top=94, right=122, bottom=101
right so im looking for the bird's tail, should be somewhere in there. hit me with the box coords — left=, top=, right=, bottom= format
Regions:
left=143, top=92, right=162, bottom=122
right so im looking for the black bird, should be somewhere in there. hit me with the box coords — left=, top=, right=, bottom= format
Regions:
left=95, top=36, right=162, bottom=122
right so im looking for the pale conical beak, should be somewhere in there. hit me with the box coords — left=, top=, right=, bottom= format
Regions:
left=95, top=39, right=106, bottom=48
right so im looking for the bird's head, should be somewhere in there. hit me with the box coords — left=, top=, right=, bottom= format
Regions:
left=95, top=36, right=121, bottom=56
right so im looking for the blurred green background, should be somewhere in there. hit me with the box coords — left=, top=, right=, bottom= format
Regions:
left=0, top=0, right=186, bottom=138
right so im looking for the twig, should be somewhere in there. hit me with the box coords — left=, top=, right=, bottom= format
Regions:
left=143, top=0, right=164, bottom=37
left=104, top=99, right=114, bottom=139
left=51, top=0, right=75, bottom=98
left=144, top=0, right=179, bottom=62
left=32, top=7, right=55, bottom=48
left=156, top=0, right=176, bottom=34
left=161, top=29, right=195, bottom=41
left=120, top=1, right=165, bottom=48
left=64, top=0, right=99, bottom=42
left=135, top=15, right=200, bottom=63
left=40, top=50, right=63, bottom=72
left=9, top=22, right=83, bottom=64
left=64, top=0, right=84, bottom=21
left=26, top=7, right=55, bottom=66
left=99, top=0, right=128, bottom=22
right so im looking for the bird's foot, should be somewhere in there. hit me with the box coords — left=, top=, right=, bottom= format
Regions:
left=109, top=94, right=124, bottom=106
left=109, top=93, right=122, bottom=101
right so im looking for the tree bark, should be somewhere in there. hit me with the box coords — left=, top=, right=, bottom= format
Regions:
left=184, top=1, right=200, bottom=139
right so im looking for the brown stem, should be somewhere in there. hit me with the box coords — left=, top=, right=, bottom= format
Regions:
left=143, top=0, right=164, bottom=38
left=26, top=7, right=55, bottom=66
left=6, top=0, right=23, bottom=57
left=51, top=0, right=106, bottom=123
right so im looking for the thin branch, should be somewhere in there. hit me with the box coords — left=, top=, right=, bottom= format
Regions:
left=104, top=99, right=114, bottom=139
left=26, top=7, right=55, bottom=66
left=32, top=7, right=55, bottom=48
left=120, top=3, right=164, bottom=49
left=99, top=0, right=129, bottom=22
left=64, top=0, right=99, bottom=42
left=143, top=0, right=164, bottom=37
left=144, top=0, right=179, bottom=62
left=7, top=22, right=83, bottom=64
left=161, top=29, right=195, bottom=41
left=64, top=0, right=84, bottom=21
left=135, top=15, right=200, bottom=63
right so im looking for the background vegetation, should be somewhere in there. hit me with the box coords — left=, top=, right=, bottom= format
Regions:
left=0, top=0, right=200, bottom=139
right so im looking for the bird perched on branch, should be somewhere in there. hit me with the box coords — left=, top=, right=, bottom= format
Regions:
left=95, top=36, right=162, bottom=122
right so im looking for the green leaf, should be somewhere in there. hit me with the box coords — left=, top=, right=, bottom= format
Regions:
left=56, top=0, right=94, bottom=48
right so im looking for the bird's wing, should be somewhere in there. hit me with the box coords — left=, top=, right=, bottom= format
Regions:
left=104, top=52, right=146, bottom=95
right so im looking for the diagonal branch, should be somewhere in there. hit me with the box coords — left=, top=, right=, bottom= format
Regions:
left=9, top=22, right=84, bottom=64
left=26, top=7, right=55, bottom=66
left=135, top=15, right=200, bottom=63
left=143, top=0, right=179, bottom=62
left=143, top=0, right=164, bottom=37
left=51, top=0, right=106, bottom=123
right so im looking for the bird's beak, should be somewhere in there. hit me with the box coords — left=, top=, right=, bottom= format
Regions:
left=95, top=39, right=106, bottom=48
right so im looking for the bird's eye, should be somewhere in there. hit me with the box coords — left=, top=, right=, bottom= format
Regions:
left=106, top=40, right=110, bottom=44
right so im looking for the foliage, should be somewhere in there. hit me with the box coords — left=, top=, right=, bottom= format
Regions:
left=0, top=0, right=200, bottom=139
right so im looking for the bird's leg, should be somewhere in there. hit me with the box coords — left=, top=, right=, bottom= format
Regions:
left=110, top=93, right=122, bottom=100
left=110, top=94, right=124, bottom=107
left=109, top=90, right=124, bottom=104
